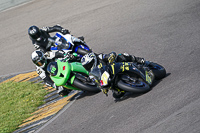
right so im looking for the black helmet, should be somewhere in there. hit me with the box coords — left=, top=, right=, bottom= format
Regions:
left=28, top=25, right=41, bottom=40
left=81, top=52, right=97, bottom=71
left=31, top=50, right=47, bottom=68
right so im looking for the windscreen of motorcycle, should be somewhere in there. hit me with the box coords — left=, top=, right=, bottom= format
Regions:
left=56, top=37, right=71, bottom=50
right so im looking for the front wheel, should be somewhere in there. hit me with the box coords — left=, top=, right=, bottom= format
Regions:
left=72, top=78, right=100, bottom=93
left=117, top=75, right=150, bottom=93
left=147, top=62, right=166, bottom=80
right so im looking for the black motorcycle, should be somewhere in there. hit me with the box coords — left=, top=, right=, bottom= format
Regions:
left=89, top=61, right=166, bottom=98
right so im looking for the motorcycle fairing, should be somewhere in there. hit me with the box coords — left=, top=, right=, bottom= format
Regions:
left=50, top=60, right=71, bottom=86
left=50, top=33, right=73, bottom=52
left=74, top=45, right=90, bottom=57
left=70, top=62, right=89, bottom=75
left=108, top=62, right=147, bottom=82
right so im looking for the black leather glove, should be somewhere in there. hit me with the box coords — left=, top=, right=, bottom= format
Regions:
left=136, top=57, right=145, bottom=64
left=61, top=29, right=70, bottom=35
left=69, top=53, right=75, bottom=59
left=52, top=25, right=70, bottom=35
left=64, top=53, right=74, bottom=59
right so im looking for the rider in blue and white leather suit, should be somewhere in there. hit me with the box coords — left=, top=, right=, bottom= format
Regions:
left=28, top=24, right=85, bottom=53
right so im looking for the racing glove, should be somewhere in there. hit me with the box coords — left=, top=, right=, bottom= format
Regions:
left=135, top=57, right=145, bottom=64
left=61, top=29, right=70, bottom=35
left=108, top=52, right=116, bottom=64
left=53, top=25, right=70, bottom=35
left=103, top=52, right=116, bottom=64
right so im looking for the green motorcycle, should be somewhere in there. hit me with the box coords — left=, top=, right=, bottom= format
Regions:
left=47, top=59, right=100, bottom=93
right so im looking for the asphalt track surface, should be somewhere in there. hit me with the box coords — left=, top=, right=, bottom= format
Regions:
left=1, top=0, right=200, bottom=133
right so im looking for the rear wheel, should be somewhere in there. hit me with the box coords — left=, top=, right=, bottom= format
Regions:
left=117, top=75, right=150, bottom=93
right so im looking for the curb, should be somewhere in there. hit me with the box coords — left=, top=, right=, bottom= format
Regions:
left=0, top=71, right=80, bottom=133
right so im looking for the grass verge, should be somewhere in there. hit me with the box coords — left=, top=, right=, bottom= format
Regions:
left=0, top=81, right=48, bottom=133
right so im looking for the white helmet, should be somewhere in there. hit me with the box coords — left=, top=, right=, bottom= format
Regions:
left=81, top=52, right=97, bottom=71
left=31, top=50, right=47, bottom=68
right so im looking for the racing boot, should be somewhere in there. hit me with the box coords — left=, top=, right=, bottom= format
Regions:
left=57, top=86, right=72, bottom=96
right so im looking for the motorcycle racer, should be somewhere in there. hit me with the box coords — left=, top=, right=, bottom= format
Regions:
left=81, top=52, right=145, bottom=71
left=31, top=50, right=76, bottom=96
left=81, top=52, right=146, bottom=96
left=28, top=25, right=85, bottom=53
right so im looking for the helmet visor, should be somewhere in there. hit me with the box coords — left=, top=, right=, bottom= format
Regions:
left=31, top=31, right=41, bottom=40
left=32, top=55, right=46, bottom=67
left=35, top=59, right=46, bottom=67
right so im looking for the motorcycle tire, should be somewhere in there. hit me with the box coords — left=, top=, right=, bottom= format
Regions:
left=73, top=78, right=101, bottom=93
left=117, top=77, right=150, bottom=93
left=148, top=62, right=166, bottom=80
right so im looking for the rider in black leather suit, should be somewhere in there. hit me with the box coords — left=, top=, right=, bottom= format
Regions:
left=28, top=25, right=70, bottom=53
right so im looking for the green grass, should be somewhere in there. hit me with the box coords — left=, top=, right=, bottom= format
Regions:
left=0, top=81, right=48, bottom=133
